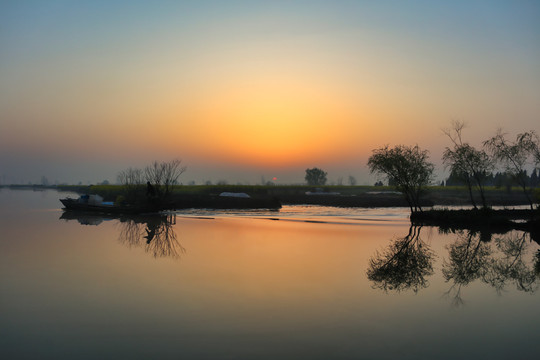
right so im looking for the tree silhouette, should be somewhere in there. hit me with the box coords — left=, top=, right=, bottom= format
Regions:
left=144, top=159, right=186, bottom=201
left=368, top=145, right=434, bottom=214
left=484, top=130, right=539, bottom=209
left=443, top=120, right=493, bottom=209
left=117, top=159, right=186, bottom=205
left=305, top=167, right=328, bottom=186
left=117, top=167, right=144, bottom=203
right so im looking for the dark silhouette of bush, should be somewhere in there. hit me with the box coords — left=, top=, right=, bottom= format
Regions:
left=305, top=167, right=327, bottom=186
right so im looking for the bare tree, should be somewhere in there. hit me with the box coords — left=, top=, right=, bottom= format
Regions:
left=368, top=144, right=434, bottom=214
left=144, top=159, right=186, bottom=201
left=442, top=120, right=493, bottom=209
left=118, top=160, right=186, bottom=204
left=117, top=167, right=144, bottom=203
left=484, top=130, right=538, bottom=209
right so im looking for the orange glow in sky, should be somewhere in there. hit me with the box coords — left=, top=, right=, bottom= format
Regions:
left=189, top=77, right=353, bottom=167
left=1, top=2, right=539, bottom=184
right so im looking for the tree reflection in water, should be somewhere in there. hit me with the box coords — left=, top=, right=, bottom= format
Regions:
left=367, top=225, right=539, bottom=304
left=442, top=231, right=493, bottom=306
left=442, top=230, right=538, bottom=306
left=60, top=212, right=184, bottom=260
left=535, top=250, right=540, bottom=276
left=484, top=232, right=537, bottom=293
left=367, top=226, right=435, bottom=293
left=117, top=214, right=184, bottom=260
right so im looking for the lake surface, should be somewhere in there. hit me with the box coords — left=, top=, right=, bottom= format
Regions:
left=1, top=188, right=539, bottom=359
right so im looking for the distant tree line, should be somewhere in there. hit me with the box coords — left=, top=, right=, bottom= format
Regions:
left=445, top=169, right=540, bottom=189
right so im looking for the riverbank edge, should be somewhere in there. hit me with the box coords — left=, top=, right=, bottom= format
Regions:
left=4, top=184, right=538, bottom=208
left=411, top=208, right=540, bottom=243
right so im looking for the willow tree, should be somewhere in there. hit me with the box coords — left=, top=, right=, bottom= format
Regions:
left=484, top=130, right=539, bottom=210
left=442, top=120, right=493, bottom=209
left=368, top=144, right=434, bottom=214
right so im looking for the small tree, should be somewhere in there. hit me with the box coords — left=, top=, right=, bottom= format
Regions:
left=305, top=167, right=327, bottom=186
left=484, top=130, right=538, bottom=209
left=144, top=159, right=186, bottom=201
left=118, top=159, right=186, bottom=204
left=368, top=144, right=434, bottom=214
left=117, top=167, right=144, bottom=203
left=442, top=121, right=493, bottom=209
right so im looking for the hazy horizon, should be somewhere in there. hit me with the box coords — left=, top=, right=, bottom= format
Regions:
left=1, top=1, right=539, bottom=185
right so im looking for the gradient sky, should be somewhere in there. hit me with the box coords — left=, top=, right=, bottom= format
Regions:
left=1, top=0, right=539, bottom=185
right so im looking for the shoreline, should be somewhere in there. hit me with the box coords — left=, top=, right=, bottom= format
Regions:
left=4, top=184, right=537, bottom=209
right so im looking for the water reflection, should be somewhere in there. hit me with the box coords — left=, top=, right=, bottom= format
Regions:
left=366, top=226, right=435, bottom=293
left=536, top=250, right=540, bottom=275
left=60, top=212, right=184, bottom=259
left=484, top=232, right=537, bottom=293
left=442, top=231, right=494, bottom=306
left=367, top=225, right=539, bottom=305
left=443, top=231, right=538, bottom=306
left=117, top=213, right=184, bottom=259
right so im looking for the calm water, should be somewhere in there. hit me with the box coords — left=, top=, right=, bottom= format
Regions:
left=1, top=189, right=539, bottom=360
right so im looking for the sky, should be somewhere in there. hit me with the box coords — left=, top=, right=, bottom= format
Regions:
left=1, top=0, right=539, bottom=185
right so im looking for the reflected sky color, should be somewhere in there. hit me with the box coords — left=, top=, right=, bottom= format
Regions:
left=1, top=189, right=539, bottom=359
left=1, top=1, right=539, bottom=184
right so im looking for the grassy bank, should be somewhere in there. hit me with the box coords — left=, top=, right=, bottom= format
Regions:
left=411, top=208, right=540, bottom=243
left=47, top=184, right=538, bottom=208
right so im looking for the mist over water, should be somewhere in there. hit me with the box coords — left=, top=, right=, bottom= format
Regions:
left=1, top=189, right=539, bottom=359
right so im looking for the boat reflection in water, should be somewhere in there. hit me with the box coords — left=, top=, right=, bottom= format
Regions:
left=367, top=225, right=540, bottom=306
left=60, top=212, right=184, bottom=259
